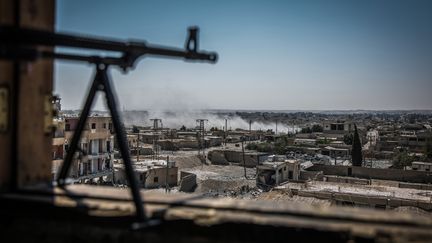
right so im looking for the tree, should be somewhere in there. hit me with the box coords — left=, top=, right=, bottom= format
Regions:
left=245, top=143, right=258, bottom=150
left=425, top=137, right=432, bottom=162
left=300, top=127, right=312, bottom=133
left=274, top=136, right=288, bottom=155
left=132, top=125, right=139, bottom=133
left=180, top=125, right=186, bottom=131
left=343, top=133, right=353, bottom=145
left=392, top=151, right=414, bottom=169
left=351, top=125, right=363, bottom=166
left=256, top=142, right=273, bottom=153
left=311, top=124, right=323, bottom=133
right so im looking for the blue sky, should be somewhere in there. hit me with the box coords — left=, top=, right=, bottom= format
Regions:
left=55, top=0, right=432, bottom=110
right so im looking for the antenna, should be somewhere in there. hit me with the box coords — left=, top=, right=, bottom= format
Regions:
left=249, top=119, right=252, bottom=142
left=224, top=118, right=228, bottom=146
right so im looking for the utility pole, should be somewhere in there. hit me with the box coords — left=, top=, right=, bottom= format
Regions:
left=136, top=132, right=140, bottom=162
left=249, top=120, right=252, bottom=142
left=275, top=120, right=278, bottom=135
left=224, top=118, right=228, bottom=146
left=196, top=119, right=208, bottom=159
left=242, top=138, right=247, bottom=178
left=150, top=118, right=162, bottom=160
left=165, top=155, right=170, bottom=193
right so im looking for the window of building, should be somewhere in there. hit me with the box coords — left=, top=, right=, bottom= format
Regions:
left=103, top=123, right=106, bottom=129
left=82, top=143, right=88, bottom=153
left=91, top=123, right=96, bottom=129
left=107, top=141, right=111, bottom=152
left=65, top=124, right=70, bottom=131
left=154, top=177, right=159, bottom=183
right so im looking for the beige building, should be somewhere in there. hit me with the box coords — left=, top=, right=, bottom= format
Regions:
left=411, top=161, right=432, bottom=172
left=257, top=160, right=300, bottom=187
left=52, top=115, right=114, bottom=180
left=127, top=134, right=139, bottom=148
left=113, top=160, right=178, bottom=189
left=323, top=121, right=354, bottom=134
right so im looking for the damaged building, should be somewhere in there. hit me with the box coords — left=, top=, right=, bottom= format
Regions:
left=257, top=160, right=300, bottom=187
left=52, top=115, right=115, bottom=180
left=113, top=160, right=178, bottom=188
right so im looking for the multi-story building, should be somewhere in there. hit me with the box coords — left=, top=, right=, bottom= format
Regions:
left=52, top=118, right=66, bottom=179
left=399, top=130, right=431, bottom=153
left=52, top=115, right=115, bottom=180
left=323, top=120, right=354, bottom=134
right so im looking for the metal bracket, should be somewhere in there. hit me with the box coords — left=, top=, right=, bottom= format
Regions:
left=0, top=87, right=8, bottom=133
left=185, top=26, right=199, bottom=52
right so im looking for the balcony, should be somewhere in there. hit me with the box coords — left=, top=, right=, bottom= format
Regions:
left=87, top=152, right=111, bottom=159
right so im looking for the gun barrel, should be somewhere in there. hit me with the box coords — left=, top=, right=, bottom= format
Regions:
left=0, top=25, right=217, bottom=64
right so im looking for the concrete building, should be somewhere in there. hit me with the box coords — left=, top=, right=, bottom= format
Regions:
left=52, top=118, right=66, bottom=179
left=51, top=115, right=115, bottom=179
left=257, top=160, right=300, bottom=187
left=321, top=146, right=350, bottom=158
left=399, top=131, right=431, bottom=153
left=113, top=160, right=178, bottom=188
left=127, top=134, right=139, bottom=148
left=411, top=161, right=432, bottom=171
left=323, top=121, right=354, bottom=134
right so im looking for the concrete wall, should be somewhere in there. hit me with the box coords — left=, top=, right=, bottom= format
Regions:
left=299, top=171, right=324, bottom=181
left=208, top=150, right=262, bottom=167
left=223, top=150, right=242, bottom=162
left=399, top=182, right=432, bottom=191
left=177, top=139, right=199, bottom=149
left=294, top=189, right=432, bottom=211
left=207, top=151, right=229, bottom=165
left=323, top=176, right=370, bottom=185
left=0, top=0, right=56, bottom=189
left=179, top=171, right=197, bottom=192
left=308, top=165, right=432, bottom=184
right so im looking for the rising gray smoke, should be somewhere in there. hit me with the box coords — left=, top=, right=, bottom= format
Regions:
left=122, top=110, right=299, bottom=134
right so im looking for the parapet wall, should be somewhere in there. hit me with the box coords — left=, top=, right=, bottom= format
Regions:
left=208, top=150, right=258, bottom=167
left=308, top=165, right=432, bottom=184
left=299, top=170, right=323, bottom=181
left=399, top=182, right=432, bottom=191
